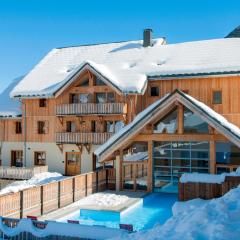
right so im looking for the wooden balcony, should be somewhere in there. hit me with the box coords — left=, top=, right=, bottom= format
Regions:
left=56, top=103, right=127, bottom=116
left=56, top=132, right=113, bottom=145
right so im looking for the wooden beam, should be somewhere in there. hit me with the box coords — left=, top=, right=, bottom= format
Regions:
left=119, top=149, right=123, bottom=191
left=56, top=144, right=63, bottom=153
left=57, top=116, right=64, bottom=126
left=115, top=155, right=121, bottom=191
left=84, top=144, right=91, bottom=154
left=147, top=140, right=153, bottom=192
left=178, top=103, right=184, bottom=134
left=210, top=140, right=216, bottom=174
left=76, top=144, right=83, bottom=154
left=133, top=134, right=228, bottom=142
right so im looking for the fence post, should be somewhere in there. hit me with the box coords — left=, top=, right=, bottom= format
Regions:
left=20, top=191, right=23, bottom=218
left=40, top=185, right=44, bottom=215
left=106, top=169, right=108, bottom=190
left=95, top=171, right=98, bottom=192
left=58, top=181, right=61, bottom=208
left=73, top=177, right=75, bottom=202
left=85, top=174, right=88, bottom=196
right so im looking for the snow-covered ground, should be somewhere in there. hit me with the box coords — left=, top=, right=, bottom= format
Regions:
left=76, top=192, right=129, bottom=208
left=117, top=186, right=240, bottom=240
left=0, top=172, right=65, bottom=195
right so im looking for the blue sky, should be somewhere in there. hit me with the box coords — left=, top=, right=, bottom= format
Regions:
left=0, top=0, right=240, bottom=92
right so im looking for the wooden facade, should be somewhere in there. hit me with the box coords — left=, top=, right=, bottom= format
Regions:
left=1, top=69, right=240, bottom=179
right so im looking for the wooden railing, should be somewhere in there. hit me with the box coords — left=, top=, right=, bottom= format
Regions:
left=56, top=132, right=113, bottom=145
left=56, top=102, right=127, bottom=115
left=0, top=166, right=48, bottom=180
left=0, top=169, right=113, bottom=218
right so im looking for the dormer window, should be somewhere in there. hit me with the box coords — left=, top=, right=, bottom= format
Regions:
left=39, top=99, right=47, bottom=107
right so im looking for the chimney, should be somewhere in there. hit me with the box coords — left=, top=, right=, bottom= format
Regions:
left=143, top=29, right=153, bottom=47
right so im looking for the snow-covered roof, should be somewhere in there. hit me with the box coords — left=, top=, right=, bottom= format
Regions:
left=11, top=37, right=240, bottom=98
left=0, top=77, right=22, bottom=118
left=95, top=89, right=240, bottom=162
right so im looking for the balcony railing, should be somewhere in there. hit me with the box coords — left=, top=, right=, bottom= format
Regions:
left=56, top=103, right=127, bottom=115
left=55, top=132, right=113, bottom=145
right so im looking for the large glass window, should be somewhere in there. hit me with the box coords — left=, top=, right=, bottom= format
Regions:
left=216, top=142, right=240, bottom=165
left=153, top=141, right=210, bottom=193
left=79, top=93, right=91, bottom=103
left=184, top=107, right=209, bottom=133
left=154, top=108, right=178, bottom=134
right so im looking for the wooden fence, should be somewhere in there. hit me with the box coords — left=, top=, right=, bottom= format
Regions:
left=0, top=169, right=115, bottom=218
left=179, top=176, right=240, bottom=201
left=0, top=165, right=48, bottom=180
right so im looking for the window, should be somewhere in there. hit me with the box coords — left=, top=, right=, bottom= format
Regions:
left=150, top=87, right=159, bottom=97
left=66, top=121, right=76, bottom=133
left=69, top=94, right=78, bottom=104
left=11, top=150, right=23, bottom=167
left=95, top=77, right=106, bottom=86
left=212, top=90, right=222, bottom=104
left=39, top=99, right=47, bottom=107
left=34, top=152, right=46, bottom=166
left=96, top=92, right=115, bottom=103
left=106, top=121, right=114, bottom=133
left=15, top=121, right=22, bottom=134
left=78, top=77, right=89, bottom=87
left=79, top=93, right=90, bottom=103
left=154, top=107, right=178, bottom=134
left=184, top=107, right=209, bottom=133
left=37, top=121, right=46, bottom=134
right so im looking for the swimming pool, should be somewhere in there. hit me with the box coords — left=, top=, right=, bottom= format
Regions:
left=60, top=193, right=177, bottom=231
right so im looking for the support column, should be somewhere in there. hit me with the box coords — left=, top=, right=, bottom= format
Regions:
left=178, top=103, right=184, bottom=134
left=115, top=155, right=121, bottom=191
left=210, top=140, right=216, bottom=174
left=147, top=141, right=153, bottom=192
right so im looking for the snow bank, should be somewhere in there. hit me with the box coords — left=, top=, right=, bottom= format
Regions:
left=118, top=186, right=240, bottom=240
left=180, top=167, right=240, bottom=184
left=0, top=172, right=65, bottom=195
left=77, top=192, right=129, bottom=207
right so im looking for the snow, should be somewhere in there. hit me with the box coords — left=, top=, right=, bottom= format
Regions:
left=10, top=38, right=240, bottom=97
left=180, top=167, right=240, bottom=184
left=0, top=172, right=65, bottom=195
left=76, top=192, right=129, bottom=207
left=0, top=217, right=128, bottom=239
left=0, top=77, right=22, bottom=117
left=123, top=151, right=148, bottom=161
left=118, top=186, right=240, bottom=240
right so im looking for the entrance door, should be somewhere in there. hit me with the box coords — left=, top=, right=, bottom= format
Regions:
left=153, top=141, right=210, bottom=193
left=65, top=152, right=81, bottom=176
left=11, top=150, right=23, bottom=167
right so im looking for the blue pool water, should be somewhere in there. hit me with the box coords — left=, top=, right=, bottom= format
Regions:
left=64, top=193, right=177, bottom=231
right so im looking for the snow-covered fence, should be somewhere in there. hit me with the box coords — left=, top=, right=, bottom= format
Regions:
left=0, top=166, right=48, bottom=180
left=0, top=217, right=128, bottom=239
left=0, top=169, right=110, bottom=218
left=179, top=175, right=240, bottom=201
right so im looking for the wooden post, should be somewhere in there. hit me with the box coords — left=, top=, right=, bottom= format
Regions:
left=40, top=185, right=44, bottom=215
left=178, top=103, right=184, bottom=134
left=72, top=177, right=75, bottom=202
left=20, top=190, right=23, bottom=218
left=133, top=163, right=137, bottom=191
left=115, top=155, right=121, bottom=191
left=58, top=181, right=61, bottom=209
left=210, top=140, right=216, bottom=174
left=147, top=141, right=153, bottom=192
left=119, top=149, right=123, bottom=191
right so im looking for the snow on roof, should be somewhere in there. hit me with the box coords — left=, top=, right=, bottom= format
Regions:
left=0, top=77, right=22, bottom=117
left=11, top=37, right=240, bottom=98
left=95, top=89, right=240, bottom=161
